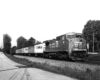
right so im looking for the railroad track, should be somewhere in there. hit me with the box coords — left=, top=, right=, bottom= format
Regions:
left=15, top=54, right=100, bottom=65
left=14, top=55, right=100, bottom=72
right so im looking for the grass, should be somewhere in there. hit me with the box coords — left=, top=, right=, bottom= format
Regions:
left=87, top=54, right=100, bottom=61
left=5, top=53, right=100, bottom=80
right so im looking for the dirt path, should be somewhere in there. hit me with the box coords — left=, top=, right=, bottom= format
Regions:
left=0, top=52, right=77, bottom=80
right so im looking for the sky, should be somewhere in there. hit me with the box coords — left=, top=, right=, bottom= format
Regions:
left=0, top=0, right=100, bottom=47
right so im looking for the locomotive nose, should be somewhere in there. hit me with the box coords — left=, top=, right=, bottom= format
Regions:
left=73, top=40, right=86, bottom=51
left=70, top=39, right=87, bottom=60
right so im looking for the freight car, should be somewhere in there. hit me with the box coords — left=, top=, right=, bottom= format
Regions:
left=16, top=47, right=28, bottom=55
left=34, top=43, right=45, bottom=56
left=15, top=43, right=45, bottom=56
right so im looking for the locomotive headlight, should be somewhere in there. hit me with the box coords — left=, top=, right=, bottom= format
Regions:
left=74, top=42, right=79, bottom=48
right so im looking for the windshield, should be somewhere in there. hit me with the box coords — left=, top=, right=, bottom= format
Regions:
left=74, top=42, right=82, bottom=49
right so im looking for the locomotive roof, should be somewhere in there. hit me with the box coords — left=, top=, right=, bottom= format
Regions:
left=56, top=32, right=83, bottom=40
left=66, top=32, right=82, bottom=35
left=43, top=32, right=83, bottom=43
left=64, top=32, right=82, bottom=37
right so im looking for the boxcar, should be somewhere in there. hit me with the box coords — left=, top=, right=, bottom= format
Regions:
left=34, top=43, right=45, bottom=56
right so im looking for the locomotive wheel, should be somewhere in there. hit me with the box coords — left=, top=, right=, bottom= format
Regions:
left=35, top=54, right=37, bottom=57
left=49, top=55, right=52, bottom=58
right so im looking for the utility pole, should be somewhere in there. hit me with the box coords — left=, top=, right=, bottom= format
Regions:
left=87, top=43, right=89, bottom=52
left=93, top=33, right=94, bottom=52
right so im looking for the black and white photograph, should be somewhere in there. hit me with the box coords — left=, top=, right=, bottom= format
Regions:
left=0, top=0, right=100, bottom=80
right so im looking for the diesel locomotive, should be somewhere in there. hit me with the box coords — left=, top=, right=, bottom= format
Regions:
left=44, top=32, right=87, bottom=60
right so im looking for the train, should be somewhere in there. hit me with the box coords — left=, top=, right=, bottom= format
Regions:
left=15, top=32, right=88, bottom=61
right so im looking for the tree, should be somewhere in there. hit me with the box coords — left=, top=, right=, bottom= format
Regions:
left=23, top=37, right=36, bottom=47
left=3, top=34, right=11, bottom=53
left=10, top=46, right=17, bottom=55
left=83, top=20, right=100, bottom=52
left=17, top=36, right=27, bottom=49
left=35, top=40, right=41, bottom=45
